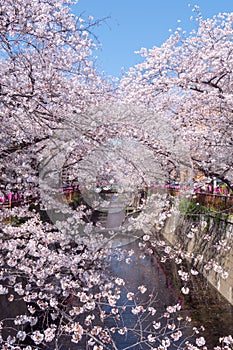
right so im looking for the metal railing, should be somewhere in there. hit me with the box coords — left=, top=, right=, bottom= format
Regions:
left=1, top=186, right=233, bottom=215
left=193, top=192, right=233, bottom=214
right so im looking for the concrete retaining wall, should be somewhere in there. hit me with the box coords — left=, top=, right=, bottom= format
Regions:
left=163, top=210, right=233, bottom=305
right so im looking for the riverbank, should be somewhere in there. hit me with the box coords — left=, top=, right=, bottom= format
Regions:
left=163, top=208, right=233, bottom=305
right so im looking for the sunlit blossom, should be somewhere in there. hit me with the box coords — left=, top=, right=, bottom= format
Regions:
left=93, top=345, right=104, bottom=350
left=16, top=331, right=26, bottom=341
left=171, top=330, right=182, bottom=341
left=115, top=277, right=125, bottom=286
left=196, top=336, right=206, bottom=346
left=138, top=285, right=147, bottom=294
left=118, top=327, right=127, bottom=335
left=132, top=305, right=144, bottom=314
left=181, top=286, right=190, bottom=295
left=148, top=334, right=156, bottom=342
left=148, top=306, right=157, bottom=315
left=153, top=321, right=161, bottom=330
left=31, top=331, right=44, bottom=345
left=127, top=292, right=135, bottom=300
left=44, top=326, right=56, bottom=342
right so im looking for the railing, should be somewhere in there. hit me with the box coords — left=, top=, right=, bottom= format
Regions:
left=1, top=186, right=233, bottom=215
left=0, top=193, right=40, bottom=209
left=194, top=192, right=233, bottom=214
left=0, top=184, right=146, bottom=210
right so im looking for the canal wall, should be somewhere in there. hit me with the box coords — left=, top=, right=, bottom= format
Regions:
left=163, top=210, right=233, bottom=305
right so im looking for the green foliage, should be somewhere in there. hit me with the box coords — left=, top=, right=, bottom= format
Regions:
left=3, top=215, right=31, bottom=226
left=179, top=198, right=232, bottom=231
left=179, top=199, right=209, bottom=219
left=213, top=212, right=221, bottom=227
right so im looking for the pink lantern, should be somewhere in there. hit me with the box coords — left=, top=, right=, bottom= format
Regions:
left=7, top=194, right=13, bottom=201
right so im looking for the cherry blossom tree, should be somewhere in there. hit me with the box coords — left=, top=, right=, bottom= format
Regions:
left=0, top=0, right=111, bottom=197
left=119, top=11, right=233, bottom=189
left=0, top=1, right=233, bottom=349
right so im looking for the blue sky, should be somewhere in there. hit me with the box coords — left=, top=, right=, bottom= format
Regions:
left=74, top=0, right=233, bottom=78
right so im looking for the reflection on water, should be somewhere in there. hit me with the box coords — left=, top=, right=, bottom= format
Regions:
left=0, top=238, right=232, bottom=349
left=108, top=240, right=233, bottom=349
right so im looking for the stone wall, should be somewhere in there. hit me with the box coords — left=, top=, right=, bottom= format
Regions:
left=163, top=210, right=233, bottom=305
